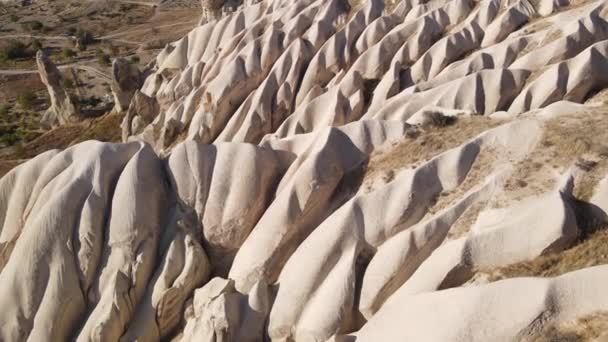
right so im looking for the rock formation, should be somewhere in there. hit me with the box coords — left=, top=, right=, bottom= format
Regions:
left=121, top=90, right=160, bottom=142
left=5, top=0, right=608, bottom=341
left=111, top=57, right=143, bottom=113
left=200, top=0, right=225, bottom=23
left=36, top=50, right=80, bottom=127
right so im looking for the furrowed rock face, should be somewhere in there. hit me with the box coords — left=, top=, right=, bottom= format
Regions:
left=36, top=50, right=80, bottom=128
left=111, top=58, right=143, bottom=114
left=5, top=0, right=608, bottom=341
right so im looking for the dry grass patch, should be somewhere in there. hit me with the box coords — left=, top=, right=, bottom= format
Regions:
left=585, top=88, right=608, bottom=105
left=7, top=125, right=84, bottom=159
left=430, top=146, right=496, bottom=216
left=491, top=109, right=608, bottom=206
left=447, top=201, right=488, bottom=239
left=0, top=112, right=122, bottom=161
left=70, top=112, right=123, bottom=145
left=363, top=116, right=500, bottom=186
left=543, top=110, right=608, bottom=200
left=485, top=228, right=608, bottom=281
left=0, top=74, right=46, bottom=100
left=0, top=159, right=26, bottom=178
left=0, top=111, right=123, bottom=176
left=532, top=312, right=608, bottom=342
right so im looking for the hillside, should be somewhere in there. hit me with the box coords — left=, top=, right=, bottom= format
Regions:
left=1, top=0, right=608, bottom=341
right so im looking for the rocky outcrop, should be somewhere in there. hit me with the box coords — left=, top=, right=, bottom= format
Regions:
left=130, top=0, right=608, bottom=153
left=36, top=50, right=79, bottom=127
left=121, top=90, right=160, bottom=142
left=350, top=264, right=608, bottom=341
left=111, top=57, right=143, bottom=113
left=199, top=0, right=224, bottom=23
left=6, top=0, right=608, bottom=340
left=180, top=277, right=270, bottom=342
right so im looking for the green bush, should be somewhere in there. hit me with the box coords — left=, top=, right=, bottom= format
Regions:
left=31, top=39, right=42, bottom=51
left=0, top=105, right=8, bottom=116
left=0, top=40, right=29, bottom=61
left=97, top=54, right=111, bottom=66
left=77, top=96, right=101, bottom=107
left=130, top=55, right=140, bottom=63
left=17, top=92, right=36, bottom=110
left=9, top=14, right=18, bottom=22
left=63, top=78, right=74, bottom=88
left=0, top=132, right=19, bottom=146
left=22, top=21, right=44, bottom=31
left=62, top=47, right=76, bottom=59
left=76, top=29, right=94, bottom=46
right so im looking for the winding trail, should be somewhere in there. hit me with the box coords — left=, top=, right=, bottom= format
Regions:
left=0, top=60, right=110, bottom=81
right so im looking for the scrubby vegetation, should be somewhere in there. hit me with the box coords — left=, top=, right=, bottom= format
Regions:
left=0, top=40, right=30, bottom=61
left=97, top=53, right=111, bottom=66
left=62, top=47, right=76, bottom=59
left=76, top=96, right=102, bottom=108
left=72, top=112, right=123, bottom=144
left=31, top=39, right=42, bottom=51
left=532, top=312, right=608, bottom=342
left=22, top=20, right=45, bottom=32
left=486, top=227, right=608, bottom=281
left=63, top=78, right=75, bottom=89
left=16, top=92, right=36, bottom=110
left=75, top=28, right=95, bottom=50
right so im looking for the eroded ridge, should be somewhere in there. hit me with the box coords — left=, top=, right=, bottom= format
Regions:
left=2, top=0, right=608, bottom=340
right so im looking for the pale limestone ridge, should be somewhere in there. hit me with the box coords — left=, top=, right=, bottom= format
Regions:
left=4, top=0, right=608, bottom=340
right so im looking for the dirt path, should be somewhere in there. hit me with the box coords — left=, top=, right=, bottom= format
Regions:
left=0, top=33, right=141, bottom=45
left=0, top=61, right=110, bottom=81
left=115, top=0, right=160, bottom=7
left=98, top=20, right=197, bottom=40
left=0, top=34, right=71, bottom=41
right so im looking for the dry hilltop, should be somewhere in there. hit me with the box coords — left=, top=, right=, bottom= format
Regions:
left=1, top=0, right=608, bottom=341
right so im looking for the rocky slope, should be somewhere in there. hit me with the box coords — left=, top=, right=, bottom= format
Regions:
left=2, top=0, right=608, bottom=340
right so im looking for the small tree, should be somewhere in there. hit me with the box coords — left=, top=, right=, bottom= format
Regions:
left=76, top=29, right=94, bottom=46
